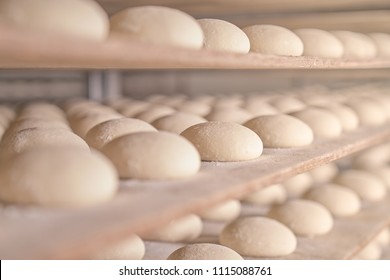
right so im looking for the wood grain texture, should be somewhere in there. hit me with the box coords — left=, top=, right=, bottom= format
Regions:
left=0, top=124, right=389, bottom=259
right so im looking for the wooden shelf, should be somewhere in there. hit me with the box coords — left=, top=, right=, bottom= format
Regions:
left=0, top=123, right=389, bottom=259
left=1, top=25, right=390, bottom=70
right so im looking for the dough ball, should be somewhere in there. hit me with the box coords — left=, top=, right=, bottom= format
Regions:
left=197, top=19, right=250, bottom=53
left=67, top=106, right=119, bottom=122
left=352, top=143, right=390, bottom=168
left=309, top=163, right=339, bottom=184
left=267, top=199, right=334, bottom=237
left=0, top=0, right=108, bottom=41
left=242, top=25, right=304, bottom=56
left=102, top=131, right=200, bottom=179
left=290, top=107, right=342, bottom=138
left=85, top=118, right=156, bottom=150
left=167, top=243, right=243, bottom=260
left=366, top=166, right=390, bottom=189
left=375, top=228, right=390, bottom=247
left=205, top=108, right=253, bottom=124
left=151, top=112, right=207, bottom=134
left=214, top=96, right=243, bottom=108
left=177, top=101, right=211, bottom=116
left=199, top=199, right=241, bottom=222
left=110, top=6, right=203, bottom=49
left=283, top=173, right=313, bottom=198
left=142, top=214, right=202, bottom=242
left=294, top=28, right=344, bottom=58
left=70, top=113, right=122, bottom=138
left=269, top=96, right=306, bottom=113
left=368, top=33, right=390, bottom=57
left=303, top=184, right=361, bottom=217
left=90, top=235, right=145, bottom=260
left=18, top=102, right=65, bottom=118
left=244, top=114, right=314, bottom=148
left=4, top=118, right=70, bottom=138
left=333, top=169, right=387, bottom=202
left=181, top=121, right=263, bottom=162
left=242, top=101, right=279, bottom=116
left=134, top=105, right=176, bottom=123
left=242, top=184, right=287, bottom=206
left=320, top=103, right=359, bottom=131
left=331, top=30, right=377, bottom=59
left=344, top=97, right=387, bottom=126
left=0, top=148, right=118, bottom=207
left=352, top=242, right=382, bottom=260
left=0, top=105, right=15, bottom=122
left=219, top=216, right=297, bottom=257
left=119, top=101, right=151, bottom=117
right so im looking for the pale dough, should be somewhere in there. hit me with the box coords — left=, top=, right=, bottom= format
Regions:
left=309, top=163, right=339, bottom=184
left=375, top=228, right=390, bottom=247
left=321, top=103, right=359, bottom=131
left=219, top=216, right=297, bottom=257
left=167, top=243, right=243, bottom=260
left=102, top=131, right=200, bottom=179
left=352, top=242, right=382, bottom=260
left=90, top=235, right=145, bottom=260
left=151, top=112, right=207, bottom=134
left=368, top=33, right=390, bottom=57
left=366, top=166, right=390, bottom=189
left=352, top=143, right=390, bottom=168
left=180, top=121, right=263, bottom=162
left=70, top=113, right=122, bottom=138
left=199, top=199, right=241, bottom=222
left=331, top=30, right=377, bottom=59
left=269, top=96, right=306, bottom=113
left=177, top=101, right=211, bottom=116
left=242, top=184, right=287, bottom=206
left=118, top=101, right=151, bottom=117
left=344, top=97, right=387, bottom=126
left=283, top=173, right=313, bottom=198
left=134, top=105, right=176, bottom=123
left=242, top=101, right=279, bottom=116
left=205, top=108, right=253, bottom=124
left=0, top=105, right=15, bottom=122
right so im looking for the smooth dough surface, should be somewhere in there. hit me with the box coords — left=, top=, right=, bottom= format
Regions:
left=283, top=173, right=313, bottom=198
left=352, top=242, right=382, bottom=260
left=177, top=101, right=211, bottom=116
left=0, top=0, right=109, bottom=41
left=309, top=163, right=339, bottom=184
left=110, top=6, right=203, bottom=49
left=151, top=112, right=207, bottom=134
left=90, top=235, right=145, bottom=260
left=244, top=114, right=314, bottom=148
left=267, top=199, right=334, bottom=237
left=0, top=148, right=118, bottom=206
left=242, top=25, right=303, bottom=56
left=331, top=30, right=377, bottom=59
left=70, top=113, right=122, bottom=138
left=321, top=103, right=359, bottom=131
left=167, top=243, right=243, bottom=260
left=180, top=121, right=263, bottom=162
left=352, top=143, right=390, bottom=168
left=375, top=228, right=390, bottom=247
left=102, top=131, right=200, bottom=179
left=368, top=33, right=390, bottom=57
left=242, top=184, right=287, bottom=206
left=205, top=108, right=253, bottom=124
left=344, top=97, right=387, bottom=126
left=366, top=166, right=390, bottom=189
left=219, top=216, right=297, bottom=257
left=134, top=105, right=176, bottom=123
left=269, top=96, right=306, bottom=113
left=199, top=199, right=241, bottom=222
left=197, top=19, right=250, bottom=53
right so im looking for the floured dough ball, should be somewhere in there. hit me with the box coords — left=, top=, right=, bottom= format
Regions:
left=197, top=19, right=250, bottom=53
left=134, top=105, right=176, bottom=123
left=85, top=118, right=156, bottom=150
left=309, top=163, right=339, bottom=184
left=344, top=97, right=387, bottom=126
left=352, top=242, right=382, bottom=260
left=199, top=199, right=241, bottom=222
left=151, top=112, right=207, bottom=134
left=283, top=173, right=313, bottom=198
left=181, top=121, right=263, bottom=162
left=219, top=216, right=297, bottom=257
left=177, top=101, right=211, bottom=116
left=17, top=102, right=65, bottom=118
left=368, top=33, right=390, bottom=57
left=331, top=31, right=377, bottom=59
left=333, top=169, right=387, bottom=202
left=320, top=103, right=359, bottom=131
left=269, top=96, right=306, bottom=113
left=142, top=214, right=202, bottom=242
left=244, top=114, right=313, bottom=148
left=167, top=243, right=243, bottom=260
left=242, top=184, right=287, bottom=206
left=303, top=184, right=361, bottom=217
left=352, top=143, right=390, bottom=168
left=71, top=113, right=122, bottom=138
left=0, top=105, right=15, bottom=123
left=102, top=131, right=200, bottom=179
left=268, top=199, right=333, bottom=237
left=242, top=101, right=279, bottom=116
left=90, top=235, right=145, bottom=260
left=0, top=148, right=118, bottom=207
left=0, top=0, right=109, bottom=41
left=375, top=228, right=390, bottom=247
left=110, top=6, right=203, bottom=49
left=294, top=28, right=344, bottom=58
left=290, top=107, right=342, bottom=138
left=366, top=166, right=390, bottom=189
left=118, top=101, right=150, bottom=117
left=242, top=25, right=303, bottom=56
left=205, top=108, right=253, bottom=124
left=214, top=96, right=243, bottom=108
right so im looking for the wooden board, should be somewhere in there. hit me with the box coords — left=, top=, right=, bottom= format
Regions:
left=0, top=124, right=389, bottom=259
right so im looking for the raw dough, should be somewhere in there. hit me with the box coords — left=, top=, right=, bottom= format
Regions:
left=177, top=101, right=211, bottom=116
left=309, top=163, right=339, bottom=184
left=102, top=131, right=200, bottom=179
left=352, top=242, right=382, bottom=260
left=70, top=113, right=122, bottom=138
left=242, top=25, right=303, bottom=56
left=151, top=112, right=207, bottom=134
left=375, top=228, right=390, bottom=247
left=205, top=108, right=253, bottom=124
left=197, top=19, right=250, bottom=53
left=352, top=143, right=390, bottom=168
left=267, top=199, right=334, bottom=237
left=0, top=148, right=118, bottom=206
left=0, top=105, right=15, bottom=122
left=283, top=173, right=313, bottom=198
left=368, top=33, right=390, bottom=57
left=242, top=184, right=287, bottom=206
left=119, top=101, right=150, bottom=117
left=331, top=31, right=377, bottom=59
left=269, top=96, right=306, bottom=113
left=321, top=103, right=359, bottom=131
left=199, top=199, right=241, bottom=222
left=243, top=114, right=314, bottom=148
left=110, top=6, right=203, bottom=49
left=344, top=97, right=387, bottom=126
left=90, top=235, right=145, bottom=260
left=180, top=121, right=263, bottom=162
left=242, top=101, right=279, bottom=116
left=366, top=166, right=390, bottom=189
left=167, top=243, right=243, bottom=260
left=134, top=105, right=176, bottom=123
left=219, top=216, right=297, bottom=257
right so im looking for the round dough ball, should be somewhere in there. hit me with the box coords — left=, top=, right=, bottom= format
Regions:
left=142, top=214, right=202, bottom=242
left=269, top=96, right=306, bottom=113
left=71, top=113, right=122, bottom=138
left=344, top=97, right=387, bottom=126
left=205, top=108, right=253, bottom=124
left=90, top=235, right=145, bottom=260
left=0, top=105, right=15, bottom=122
left=309, top=163, right=339, bottom=184
left=151, top=112, right=207, bottom=134
left=0, top=0, right=109, bottom=41
left=352, top=242, right=382, bottom=260
left=119, top=101, right=151, bottom=117
left=242, top=25, right=304, bottom=56
left=0, top=148, right=118, bottom=206
left=294, top=28, right=344, bottom=58
left=375, top=228, right=390, bottom=247
left=283, top=173, right=313, bottom=198
left=214, top=96, right=243, bottom=108
left=181, top=121, right=263, bottom=162
left=134, top=105, right=176, bottom=123
left=18, top=102, right=65, bottom=117
left=267, top=199, right=334, bottom=237
left=333, top=169, right=387, bottom=202
left=352, top=143, right=390, bottom=169
left=110, top=6, right=203, bottom=49
left=320, top=103, right=359, bottom=131
left=197, top=19, right=250, bottom=53
left=290, top=107, right=342, bottom=139
left=244, top=114, right=314, bottom=148
left=331, top=30, right=377, bottom=59
left=167, top=243, right=243, bottom=260
left=4, top=118, right=70, bottom=138
left=177, top=101, right=211, bottom=116
left=219, top=216, right=297, bottom=257
left=102, top=131, right=200, bottom=179
left=199, top=199, right=241, bottom=222
left=368, top=33, right=390, bottom=57
left=242, top=184, right=287, bottom=206
left=303, top=184, right=361, bottom=217
left=242, top=101, right=279, bottom=116
left=366, top=166, right=390, bottom=189
left=85, top=118, right=157, bottom=150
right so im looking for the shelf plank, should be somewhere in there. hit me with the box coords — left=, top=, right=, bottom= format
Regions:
left=0, top=124, right=389, bottom=259
left=1, top=25, right=390, bottom=70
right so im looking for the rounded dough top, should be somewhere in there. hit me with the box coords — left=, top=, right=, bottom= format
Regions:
left=151, top=112, right=207, bottom=134
left=242, top=184, right=287, bottom=206
left=368, top=33, right=390, bottom=57
left=205, top=108, right=253, bottom=124
left=331, top=30, right=377, bottom=59
left=197, top=19, right=250, bottom=53
left=90, top=235, right=145, bottom=260
left=167, top=243, right=243, bottom=260
left=199, top=199, right=241, bottom=222
left=110, top=5, right=204, bottom=49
